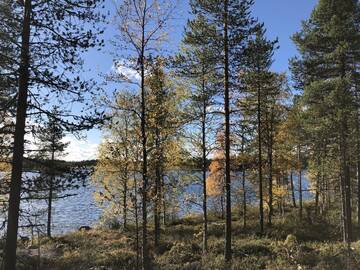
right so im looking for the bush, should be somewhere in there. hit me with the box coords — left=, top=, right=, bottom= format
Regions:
left=284, top=234, right=297, bottom=247
left=158, top=241, right=201, bottom=268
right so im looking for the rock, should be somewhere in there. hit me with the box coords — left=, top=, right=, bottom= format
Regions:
left=79, top=225, right=92, bottom=231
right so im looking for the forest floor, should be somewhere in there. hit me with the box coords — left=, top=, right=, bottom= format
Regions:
left=8, top=205, right=360, bottom=270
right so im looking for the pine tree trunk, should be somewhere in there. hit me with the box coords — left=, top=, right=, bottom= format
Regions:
left=123, top=117, right=129, bottom=230
left=340, top=123, right=352, bottom=244
left=357, top=116, right=360, bottom=226
left=340, top=171, right=348, bottom=243
left=257, top=76, right=264, bottom=234
left=220, top=195, right=225, bottom=220
left=154, top=141, right=161, bottom=249
left=339, top=60, right=352, bottom=245
left=47, top=180, right=53, bottom=238
left=267, top=117, right=273, bottom=227
left=123, top=154, right=128, bottom=229
left=140, top=43, right=150, bottom=269
left=134, top=171, right=140, bottom=270
left=162, top=176, right=166, bottom=226
left=123, top=179, right=128, bottom=229
left=4, top=1, right=31, bottom=269
left=201, top=88, right=208, bottom=254
left=315, top=156, right=320, bottom=215
left=290, top=171, right=297, bottom=208
left=298, top=145, right=303, bottom=221
left=242, top=168, right=247, bottom=229
left=241, top=129, right=247, bottom=229
left=223, top=0, right=232, bottom=262
left=47, top=151, right=55, bottom=238
left=358, top=153, right=360, bottom=227
left=321, top=157, right=326, bottom=215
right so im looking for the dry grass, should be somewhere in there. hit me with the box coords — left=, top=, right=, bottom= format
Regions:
left=9, top=207, right=360, bottom=270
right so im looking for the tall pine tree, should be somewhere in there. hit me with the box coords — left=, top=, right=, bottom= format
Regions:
left=189, top=0, right=257, bottom=261
left=242, top=25, right=278, bottom=231
left=175, top=8, right=219, bottom=253
left=3, top=1, right=104, bottom=269
left=292, top=0, right=360, bottom=245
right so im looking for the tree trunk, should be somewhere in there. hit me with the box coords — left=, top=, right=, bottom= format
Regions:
left=315, top=156, right=320, bottom=215
left=339, top=58, right=352, bottom=246
left=123, top=179, right=128, bottom=229
left=201, top=85, right=208, bottom=254
left=220, top=195, right=225, bottom=220
left=241, top=130, right=247, bottom=229
left=154, top=138, right=161, bottom=249
left=122, top=119, right=129, bottom=230
left=290, top=171, right=296, bottom=208
left=161, top=176, right=166, bottom=226
left=134, top=171, right=140, bottom=270
left=223, top=0, right=232, bottom=262
left=358, top=152, right=360, bottom=227
left=140, top=45, right=150, bottom=270
left=47, top=179, right=53, bottom=238
left=242, top=167, right=246, bottom=229
left=298, top=145, right=303, bottom=221
left=257, top=75, right=264, bottom=234
left=4, top=1, right=31, bottom=269
left=47, top=150, right=55, bottom=238
left=340, top=171, right=348, bottom=243
left=340, top=123, right=352, bottom=244
left=357, top=115, right=360, bottom=226
left=267, top=116, right=273, bottom=227
left=320, top=155, right=326, bottom=215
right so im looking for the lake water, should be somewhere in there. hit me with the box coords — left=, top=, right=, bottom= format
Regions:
left=6, top=171, right=311, bottom=237
left=16, top=184, right=102, bottom=237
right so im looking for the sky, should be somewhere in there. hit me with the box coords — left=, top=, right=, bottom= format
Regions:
left=63, top=0, right=318, bottom=162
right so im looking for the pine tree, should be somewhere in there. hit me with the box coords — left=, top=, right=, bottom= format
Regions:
left=3, top=1, right=104, bottom=268
left=242, top=25, right=278, bottom=231
left=0, top=0, right=17, bottom=121
left=189, top=0, right=257, bottom=261
left=175, top=7, right=219, bottom=253
left=32, top=107, right=70, bottom=237
left=292, top=0, right=360, bottom=245
left=0, top=1, right=18, bottom=201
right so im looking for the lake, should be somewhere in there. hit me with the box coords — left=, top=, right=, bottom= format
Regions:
left=4, top=171, right=312, bottom=237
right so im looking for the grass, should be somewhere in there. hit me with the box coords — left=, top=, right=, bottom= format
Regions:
left=7, top=205, right=360, bottom=270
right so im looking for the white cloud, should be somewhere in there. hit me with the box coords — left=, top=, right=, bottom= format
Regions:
left=116, top=65, right=141, bottom=82
left=22, top=116, right=99, bottom=162
left=113, top=59, right=141, bottom=82
left=62, top=135, right=99, bottom=162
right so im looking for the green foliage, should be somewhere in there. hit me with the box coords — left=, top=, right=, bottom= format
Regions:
left=290, top=0, right=360, bottom=244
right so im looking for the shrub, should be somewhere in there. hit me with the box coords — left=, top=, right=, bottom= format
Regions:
left=158, top=241, right=201, bottom=267
left=284, top=234, right=297, bottom=247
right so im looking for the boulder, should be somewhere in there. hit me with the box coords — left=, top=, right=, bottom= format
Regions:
left=79, top=225, right=92, bottom=231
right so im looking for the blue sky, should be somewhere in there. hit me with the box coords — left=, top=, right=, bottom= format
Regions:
left=65, top=0, right=318, bottom=161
